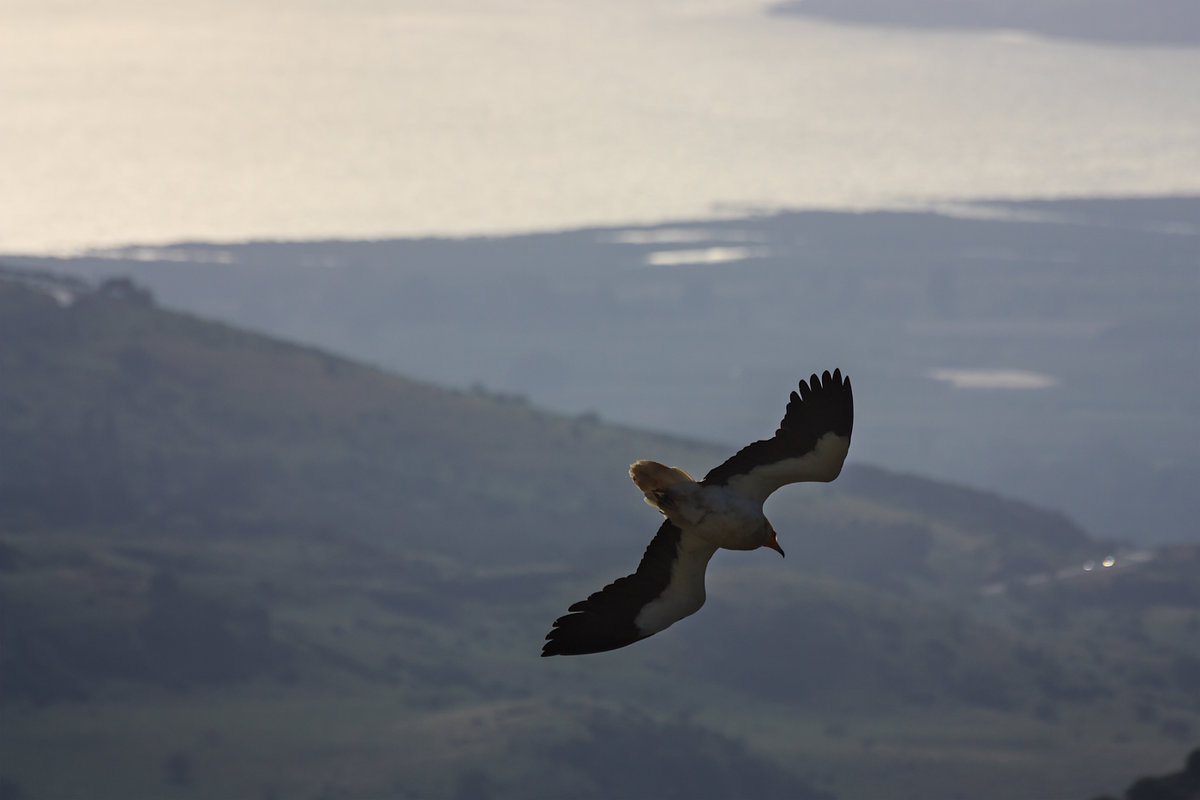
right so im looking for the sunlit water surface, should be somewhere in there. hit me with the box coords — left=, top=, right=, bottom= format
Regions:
left=3, top=0, right=1200, bottom=252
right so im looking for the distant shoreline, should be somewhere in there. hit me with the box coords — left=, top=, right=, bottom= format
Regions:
left=769, top=0, right=1200, bottom=47
left=5, top=194, right=1199, bottom=260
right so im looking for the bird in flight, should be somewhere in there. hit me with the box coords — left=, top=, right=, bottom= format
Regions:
left=542, top=369, right=853, bottom=656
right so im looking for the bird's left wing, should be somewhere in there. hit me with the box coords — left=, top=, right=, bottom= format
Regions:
left=702, top=369, right=854, bottom=504
left=542, top=521, right=718, bottom=656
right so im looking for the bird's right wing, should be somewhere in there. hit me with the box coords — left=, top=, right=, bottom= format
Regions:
left=542, top=521, right=717, bottom=657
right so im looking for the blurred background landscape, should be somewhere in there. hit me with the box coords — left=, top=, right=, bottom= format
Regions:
left=2, top=1, right=1198, bottom=799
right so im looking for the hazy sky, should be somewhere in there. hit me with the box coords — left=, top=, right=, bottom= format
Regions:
left=3, top=0, right=1200, bottom=252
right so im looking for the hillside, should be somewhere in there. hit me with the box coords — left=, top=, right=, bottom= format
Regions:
left=2, top=272, right=1198, bottom=800
left=0, top=267, right=1103, bottom=584
left=1094, top=748, right=1200, bottom=800
left=9, top=197, right=1197, bottom=547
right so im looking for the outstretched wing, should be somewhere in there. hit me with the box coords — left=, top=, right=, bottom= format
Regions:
left=542, top=521, right=718, bottom=657
left=702, top=369, right=854, bottom=503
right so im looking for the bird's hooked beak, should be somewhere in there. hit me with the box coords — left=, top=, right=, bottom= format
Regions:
left=763, top=526, right=785, bottom=558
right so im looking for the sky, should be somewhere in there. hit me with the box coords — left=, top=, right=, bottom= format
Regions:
left=2, top=0, right=1200, bottom=252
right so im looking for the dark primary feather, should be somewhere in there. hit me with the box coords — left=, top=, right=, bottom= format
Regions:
left=542, top=521, right=682, bottom=657
left=701, top=369, right=854, bottom=486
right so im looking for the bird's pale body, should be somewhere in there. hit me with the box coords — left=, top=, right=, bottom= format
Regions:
left=647, top=480, right=772, bottom=551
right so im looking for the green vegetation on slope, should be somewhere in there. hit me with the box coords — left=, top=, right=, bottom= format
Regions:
left=2, top=273, right=1197, bottom=800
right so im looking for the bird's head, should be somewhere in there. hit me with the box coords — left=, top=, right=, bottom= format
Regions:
left=762, top=523, right=785, bottom=558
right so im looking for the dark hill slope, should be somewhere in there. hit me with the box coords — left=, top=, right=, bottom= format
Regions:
left=0, top=275, right=716, bottom=566
left=7, top=273, right=1197, bottom=800
left=0, top=272, right=1097, bottom=584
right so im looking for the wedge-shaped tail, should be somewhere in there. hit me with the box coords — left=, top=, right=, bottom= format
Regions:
left=629, top=460, right=695, bottom=511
